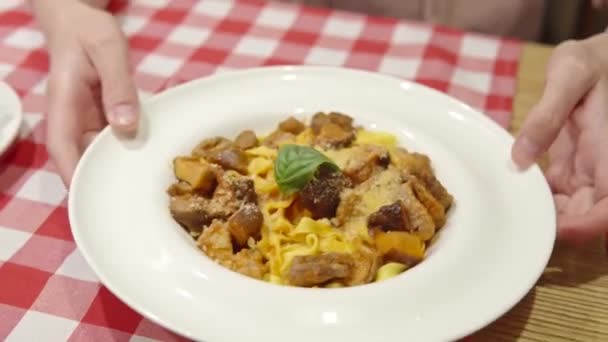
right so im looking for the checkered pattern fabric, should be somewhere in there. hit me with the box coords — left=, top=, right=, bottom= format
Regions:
left=0, top=0, right=522, bottom=340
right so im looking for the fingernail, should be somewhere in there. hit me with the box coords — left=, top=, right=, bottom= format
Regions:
left=112, top=104, right=136, bottom=126
left=514, top=137, right=540, bottom=168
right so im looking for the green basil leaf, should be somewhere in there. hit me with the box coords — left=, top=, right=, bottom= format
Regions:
left=274, top=144, right=340, bottom=195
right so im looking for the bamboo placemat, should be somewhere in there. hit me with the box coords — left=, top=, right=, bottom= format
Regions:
left=473, top=43, right=608, bottom=342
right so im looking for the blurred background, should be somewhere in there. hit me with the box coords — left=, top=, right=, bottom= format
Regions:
left=543, top=0, right=608, bottom=43
left=282, top=0, right=608, bottom=43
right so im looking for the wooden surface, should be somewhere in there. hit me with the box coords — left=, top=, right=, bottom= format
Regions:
left=473, top=43, right=608, bottom=341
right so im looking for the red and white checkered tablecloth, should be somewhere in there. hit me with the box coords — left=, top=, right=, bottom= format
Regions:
left=0, top=0, right=522, bottom=340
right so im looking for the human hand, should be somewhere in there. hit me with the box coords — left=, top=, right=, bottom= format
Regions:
left=33, top=0, right=140, bottom=186
left=512, top=36, right=608, bottom=244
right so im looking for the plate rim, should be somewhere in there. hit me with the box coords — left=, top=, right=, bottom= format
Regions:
left=69, top=65, right=556, bottom=341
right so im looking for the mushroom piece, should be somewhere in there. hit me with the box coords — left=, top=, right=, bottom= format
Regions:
left=227, top=203, right=264, bottom=248
left=299, top=165, right=352, bottom=219
left=234, top=130, right=258, bottom=150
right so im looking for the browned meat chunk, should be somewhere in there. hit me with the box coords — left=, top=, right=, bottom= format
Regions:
left=197, top=222, right=267, bottom=280
left=170, top=196, right=209, bottom=232
left=400, top=181, right=435, bottom=241
left=192, top=137, right=233, bottom=159
left=299, top=166, right=352, bottom=219
left=343, top=145, right=390, bottom=184
left=344, top=246, right=381, bottom=286
left=173, top=157, right=218, bottom=194
left=262, top=130, right=296, bottom=148
left=368, top=200, right=411, bottom=232
left=335, top=168, right=401, bottom=227
left=231, top=249, right=267, bottom=280
left=420, top=172, right=453, bottom=211
left=328, top=112, right=353, bottom=129
left=216, top=171, right=257, bottom=204
left=234, top=130, right=258, bottom=150
left=392, top=150, right=453, bottom=210
left=334, top=189, right=358, bottom=226
left=288, top=253, right=354, bottom=287
left=310, top=112, right=331, bottom=134
left=197, top=220, right=233, bottom=260
left=191, top=136, right=250, bottom=174
left=315, top=122, right=355, bottom=149
left=208, top=147, right=249, bottom=174
left=170, top=196, right=208, bottom=233
left=408, top=176, right=446, bottom=228
left=278, top=116, right=305, bottom=135
left=227, top=203, right=264, bottom=248
left=334, top=168, right=435, bottom=241
left=310, top=111, right=355, bottom=149
left=166, top=181, right=193, bottom=197
left=169, top=195, right=235, bottom=233
left=311, top=112, right=354, bottom=134
left=171, top=171, right=258, bottom=234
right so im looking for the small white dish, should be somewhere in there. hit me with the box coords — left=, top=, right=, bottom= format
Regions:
left=69, top=66, right=555, bottom=342
left=0, top=81, right=22, bottom=157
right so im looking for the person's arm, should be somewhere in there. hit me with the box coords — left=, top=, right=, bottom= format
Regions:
left=29, top=0, right=140, bottom=186
left=512, top=33, right=608, bottom=243
left=30, top=0, right=110, bottom=33
left=513, top=34, right=608, bottom=167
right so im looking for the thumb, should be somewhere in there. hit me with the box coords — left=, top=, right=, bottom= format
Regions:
left=512, top=42, right=597, bottom=169
left=84, top=27, right=140, bottom=135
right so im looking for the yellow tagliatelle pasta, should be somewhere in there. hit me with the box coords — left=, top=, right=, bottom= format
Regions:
left=248, top=157, right=273, bottom=176
left=246, top=145, right=277, bottom=159
left=375, top=262, right=408, bottom=282
left=295, top=128, right=314, bottom=145
left=354, top=129, right=397, bottom=148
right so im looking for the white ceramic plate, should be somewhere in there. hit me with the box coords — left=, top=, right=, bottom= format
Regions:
left=69, top=66, right=555, bottom=342
left=0, top=82, right=22, bottom=157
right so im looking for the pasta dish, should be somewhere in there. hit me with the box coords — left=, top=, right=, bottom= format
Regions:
left=167, top=112, right=453, bottom=287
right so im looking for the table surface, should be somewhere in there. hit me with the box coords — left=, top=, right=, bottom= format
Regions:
left=0, top=0, right=607, bottom=341
left=474, top=43, right=608, bottom=342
